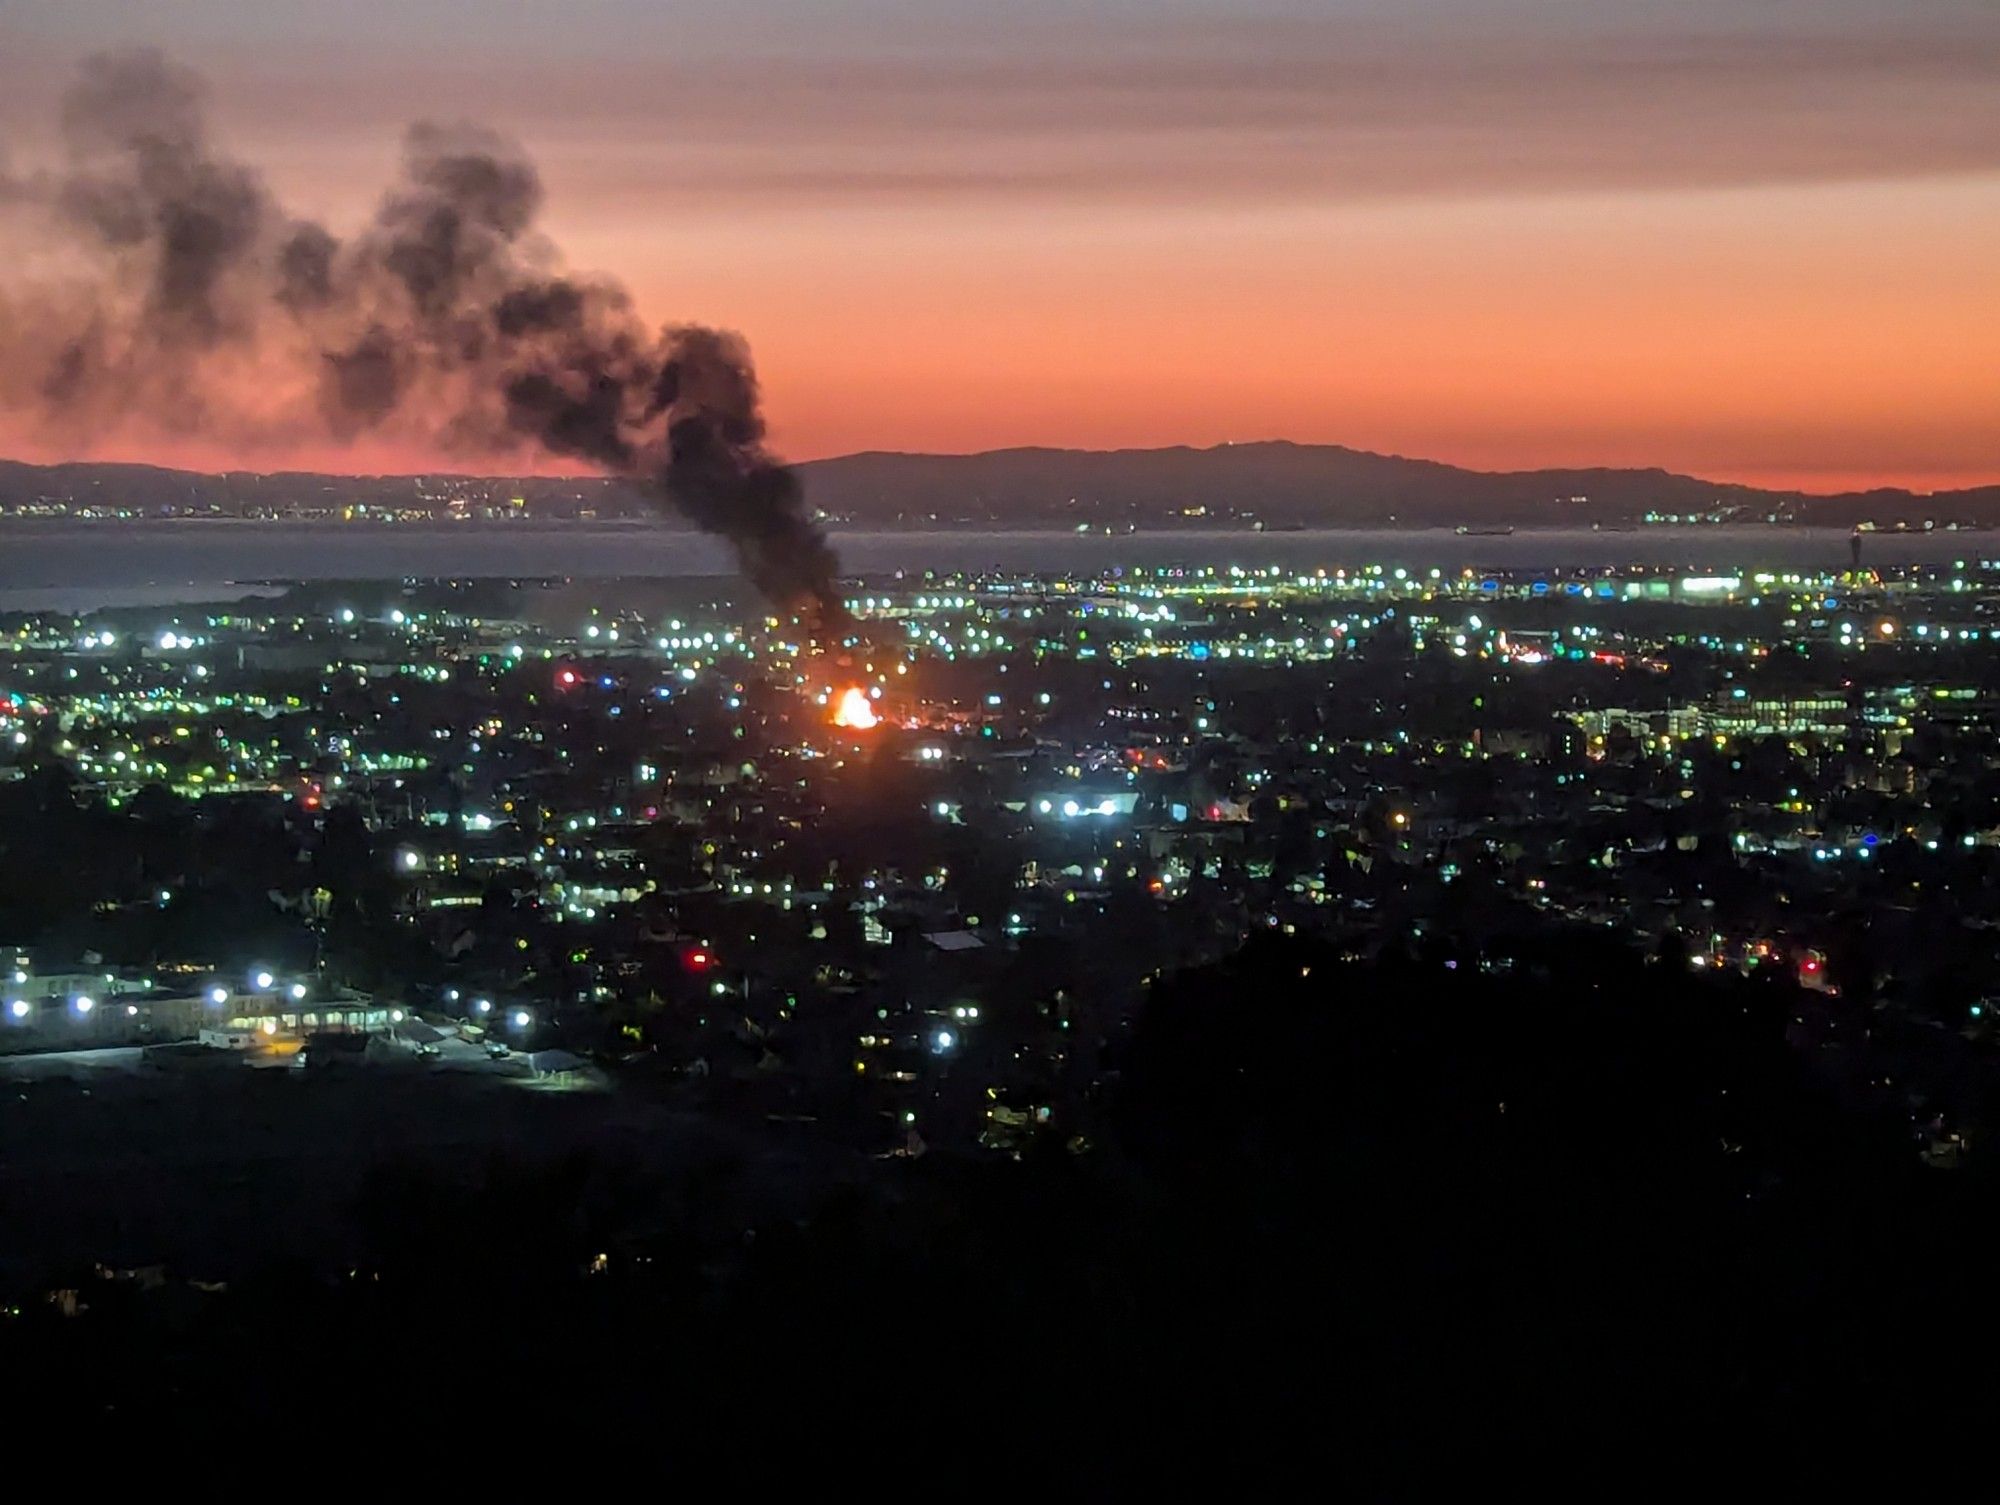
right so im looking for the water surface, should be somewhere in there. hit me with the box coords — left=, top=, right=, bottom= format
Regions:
left=0, top=523, right=1981, bottom=611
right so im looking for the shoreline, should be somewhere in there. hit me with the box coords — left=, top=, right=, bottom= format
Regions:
left=0, top=518, right=1973, bottom=535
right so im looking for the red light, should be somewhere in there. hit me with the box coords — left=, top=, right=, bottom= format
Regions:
left=557, top=668, right=579, bottom=688
left=1803, top=960, right=1820, bottom=973
left=686, top=949, right=713, bottom=970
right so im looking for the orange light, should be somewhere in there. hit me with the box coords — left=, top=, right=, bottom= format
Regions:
left=833, top=687, right=879, bottom=730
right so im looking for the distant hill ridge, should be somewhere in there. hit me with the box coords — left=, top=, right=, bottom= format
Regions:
left=3, top=441, right=1994, bottom=527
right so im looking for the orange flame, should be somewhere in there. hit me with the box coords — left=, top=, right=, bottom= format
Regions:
left=832, top=686, right=879, bottom=730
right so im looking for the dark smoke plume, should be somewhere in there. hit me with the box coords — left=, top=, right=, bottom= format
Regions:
left=0, top=49, right=843, bottom=623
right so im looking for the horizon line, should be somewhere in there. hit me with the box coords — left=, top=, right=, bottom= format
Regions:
left=2, top=441, right=1992, bottom=501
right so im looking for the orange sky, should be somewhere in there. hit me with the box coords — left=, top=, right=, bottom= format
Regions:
left=3, top=3, right=1997, bottom=494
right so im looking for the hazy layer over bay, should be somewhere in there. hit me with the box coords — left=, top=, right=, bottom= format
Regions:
left=0, top=522, right=1983, bottom=612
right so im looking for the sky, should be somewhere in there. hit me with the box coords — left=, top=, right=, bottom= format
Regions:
left=1, top=0, right=1996, bottom=493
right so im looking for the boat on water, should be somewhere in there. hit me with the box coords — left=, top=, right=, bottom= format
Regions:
left=1455, top=525, right=1515, bottom=537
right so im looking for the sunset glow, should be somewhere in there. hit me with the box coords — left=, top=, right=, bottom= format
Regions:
left=0, top=4, right=1995, bottom=491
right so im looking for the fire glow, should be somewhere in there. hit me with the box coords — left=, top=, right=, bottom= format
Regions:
left=832, top=687, right=879, bottom=730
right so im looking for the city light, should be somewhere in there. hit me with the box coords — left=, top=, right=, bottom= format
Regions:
left=0, top=564, right=1990, bottom=1199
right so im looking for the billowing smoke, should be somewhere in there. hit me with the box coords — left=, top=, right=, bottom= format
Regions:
left=0, top=49, right=842, bottom=624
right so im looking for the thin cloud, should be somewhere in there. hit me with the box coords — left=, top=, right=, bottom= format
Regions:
left=424, top=19, right=2000, bottom=204
left=7, top=14, right=1996, bottom=206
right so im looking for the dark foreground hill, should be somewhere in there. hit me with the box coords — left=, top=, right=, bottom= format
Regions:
left=8, top=934, right=1998, bottom=1475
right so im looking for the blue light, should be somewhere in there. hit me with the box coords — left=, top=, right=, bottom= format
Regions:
left=1530, top=581, right=1549, bottom=596
left=1479, top=580, right=1499, bottom=594
left=1188, top=642, right=1210, bottom=660
left=1862, top=832, right=1879, bottom=848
